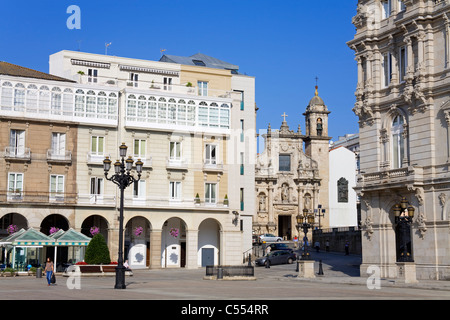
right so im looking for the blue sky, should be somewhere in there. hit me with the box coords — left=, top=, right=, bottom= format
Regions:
left=0, top=0, right=359, bottom=141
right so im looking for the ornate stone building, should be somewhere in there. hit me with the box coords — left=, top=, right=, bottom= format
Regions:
left=254, top=87, right=331, bottom=239
left=348, top=0, right=450, bottom=280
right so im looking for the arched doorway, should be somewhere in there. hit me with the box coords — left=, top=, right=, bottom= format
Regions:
left=0, top=213, right=28, bottom=237
left=198, top=218, right=221, bottom=267
left=40, top=214, right=69, bottom=235
left=125, top=216, right=151, bottom=269
left=161, top=217, right=187, bottom=268
left=40, top=214, right=70, bottom=270
left=81, top=215, right=109, bottom=242
left=0, top=213, right=29, bottom=267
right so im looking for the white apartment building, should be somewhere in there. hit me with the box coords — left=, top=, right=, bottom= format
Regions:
left=49, top=50, right=256, bottom=269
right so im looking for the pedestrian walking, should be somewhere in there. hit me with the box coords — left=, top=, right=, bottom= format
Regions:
left=314, top=241, right=320, bottom=252
left=44, top=257, right=54, bottom=286
left=325, top=239, right=330, bottom=252
left=345, top=240, right=350, bottom=255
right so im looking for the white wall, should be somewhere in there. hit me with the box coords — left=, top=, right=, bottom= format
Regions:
left=329, top=147, right=358, bottom=227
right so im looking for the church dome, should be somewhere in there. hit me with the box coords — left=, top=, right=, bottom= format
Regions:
left=308, top=86, right=325, bottom=107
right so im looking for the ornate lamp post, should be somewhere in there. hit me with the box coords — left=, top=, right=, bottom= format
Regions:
left=103, top=143, right=143, bottom=289
left=393, top=197, right=415, bottom=262
left=314, top=204, right=325, bottom=230
left=296, top=208, right=315, bottom=260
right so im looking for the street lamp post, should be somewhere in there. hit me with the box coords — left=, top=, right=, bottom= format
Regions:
left=296, top=208, right=315, bottom=260
left=393, top=197, right=415, bottom=263
left=314, top=204, right=325, bottom=229
left=103, top=143, right=143, bottom=289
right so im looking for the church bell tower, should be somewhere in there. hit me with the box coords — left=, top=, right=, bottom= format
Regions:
left=303, top=86, right=331, bottom=228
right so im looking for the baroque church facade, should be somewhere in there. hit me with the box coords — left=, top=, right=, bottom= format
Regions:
left=254, top=87, right=331, bottom=239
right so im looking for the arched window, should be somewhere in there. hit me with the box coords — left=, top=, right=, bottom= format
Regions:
left=97, top=91, right=107, bottom=118
left=27, top=84, right=38, bottom=113
left=86, top=90, right=96, bottom=117
left=148, top=96, right=157, bottom=121
left=127, top=94, right=137, bottom=121
left=168, top=98, right=176, bottom=124
left=108, top=92, right=117, bottom=119
left=14, top=83, right=25, bottom=110
left=1, top=82, right=13, bottom=108
left=158, top=97, right=167, bottom=123
left=39, top=85, right=50, bottom=114
left=187, top=100, right=196, bottom=126
left=63, top=88, right=73, bottom=116
left=75, top=89, right=85, bottom=117
left=51, top=87, right=62, bottom=115
left=178, top=99, right=186, bottom=125
left=392, top=115, right=405, bottom=169
left=137, top=95, right=147, bottom=121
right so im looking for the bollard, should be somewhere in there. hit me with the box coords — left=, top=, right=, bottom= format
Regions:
left=217, top=267, right=223, bottom=280
left=265, top=259, right=270, bottom=268
left=318, top=260, right=324, bottom=276
left=248, top=253, right=252, bottom=266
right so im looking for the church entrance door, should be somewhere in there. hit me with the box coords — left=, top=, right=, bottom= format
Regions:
left=278, top=215, right=292, bottom=240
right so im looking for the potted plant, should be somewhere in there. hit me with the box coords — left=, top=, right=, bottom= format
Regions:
left=28, top=267, right=37, bottom=276
left=224, top=194, right=229, bottom=207
left=186, top=82, right=193, bottom=87
left=194, top=193, right=200, bottom=205
left=2, top=267, right=17, bottom=277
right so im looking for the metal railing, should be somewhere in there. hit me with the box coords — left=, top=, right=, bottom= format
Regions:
left=4, top=147, right=31, bottom=160
left=205, top=265, right=254, bottom=277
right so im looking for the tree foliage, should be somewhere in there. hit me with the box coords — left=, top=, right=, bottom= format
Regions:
left=84, top=233, right=111, bottom=264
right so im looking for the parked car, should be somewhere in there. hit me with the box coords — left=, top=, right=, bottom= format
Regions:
left=267, top=243, right=293, bottom=252
left=255, top=250, right=297, bottom=266
left=259, top=233, right=283, bottom=243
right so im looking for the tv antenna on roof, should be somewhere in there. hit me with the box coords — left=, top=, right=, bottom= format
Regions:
left=105, top=42, right=112, bottom=55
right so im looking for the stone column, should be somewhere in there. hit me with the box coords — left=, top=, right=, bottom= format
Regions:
left=149, top=229, right=162, bottom=269
left=356, top=56, right=363, bottom=88
left=185, top=229, right=198, bottom=269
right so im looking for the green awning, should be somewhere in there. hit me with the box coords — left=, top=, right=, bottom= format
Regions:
left=0, top=228, right=91, bottom=247
left=0, top=228, right=54, bottom=246
left=50, top=228, right=91, bottom=246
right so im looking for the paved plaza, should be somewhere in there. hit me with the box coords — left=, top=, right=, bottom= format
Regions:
left=1, top=251, right=449, bottom=302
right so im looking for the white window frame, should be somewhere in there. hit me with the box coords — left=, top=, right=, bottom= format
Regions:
left=8, top=172, right=23, bottom=196
left=133, top=179, right=146, bottom=199
left=50, top=174, right=65, bottom=199
left=398, top=0, right=406, bottom=12
left=164, top=77, right=172, bottom=91
left=51, top=132, right=66, bottom=156
left=391, top=115, right=405, bottom=169
left=134, top=139, right=146, bottom=158
left=9, top=129, right=25, bottom=156
left=169, top=141, right=182, bottom=161
left=91, top=135, right=104, bottom=156
left=198, top=81, right=208, bottom=96
left=129, top=73, right=139, bottom=87
left=205, top=144, right=217, bottom=165
left=90, top=177, right=104, bottom=196
left=169, top=181, right=181, bottom=201
left=381, top=0, right=391, bottom=19
left=205, top=183, right=217, bottom=204
left=88, top=68, right=98, bottom=83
